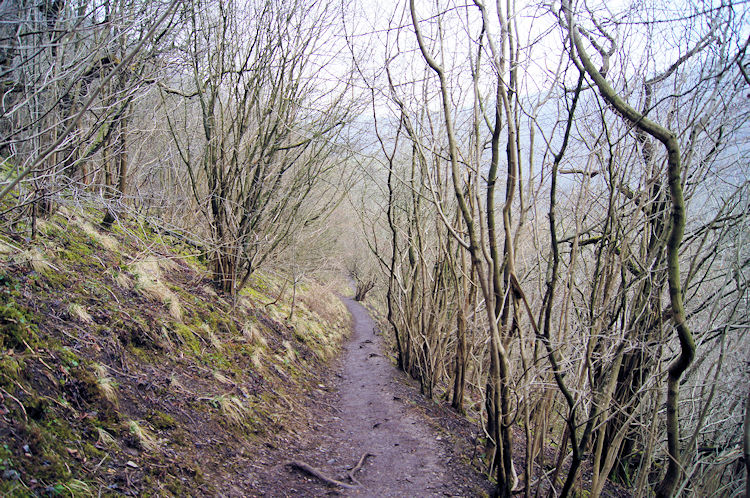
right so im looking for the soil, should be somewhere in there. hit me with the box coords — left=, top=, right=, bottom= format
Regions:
left=253, top=296, right=494, bottom=497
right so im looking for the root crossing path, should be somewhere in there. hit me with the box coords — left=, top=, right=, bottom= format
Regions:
left=254, top=297, right=491, bottom=496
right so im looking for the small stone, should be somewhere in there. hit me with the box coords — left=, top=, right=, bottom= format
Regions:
left=126, top=460, right=139, bottom=468
left=1, top=469, right=20, bottom=481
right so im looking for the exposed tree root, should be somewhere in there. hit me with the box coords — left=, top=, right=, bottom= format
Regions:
left=347, top=452, right=374, bottom=485
left=287, top=461, right=359, bottom=489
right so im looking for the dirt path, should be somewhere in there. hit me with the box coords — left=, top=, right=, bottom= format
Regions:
left=253, top=297, right=491, bottom=496
left=333, top=296, right=449, bottom=495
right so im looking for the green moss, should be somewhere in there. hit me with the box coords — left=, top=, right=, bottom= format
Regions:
left=81, top=279, right=110, bottom=300
left=0, top=272, right=21, bottom=294
left=200, top=351, right=231, bottom=370
left=81, top=442, right=104, bottom=461
left=0, top=443, right=13, bottom=468
left=24, top=396, right=49, bottom=421
left=0, top=298, right=38, bottom=350
left=239, top=286, right=267, bottom=303
left=147, top=411, right=177, bottom=430
left=172, top=323, right=202, bottom=355
left=201, top=310, right=238, bottom=337
left=0, top=355, right=24, bottom=384
left=40, top=270, right=71, bottom=290
left=169, top=428, right=189, bottom=447
left=245, top=274, right=269, bottom=292
left=21, top=417, right=80, bottom=483
left=48, top=224, right=95, bottom=262
left=165, top=479, right=185, bottom=495
left=56, top=347, right=81, bottom=369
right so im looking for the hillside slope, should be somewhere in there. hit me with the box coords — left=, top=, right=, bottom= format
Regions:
left=0, top=207, right=350, bottom=496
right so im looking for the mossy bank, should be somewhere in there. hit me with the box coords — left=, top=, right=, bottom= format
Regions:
left=0, top=206, right=350, bottom=496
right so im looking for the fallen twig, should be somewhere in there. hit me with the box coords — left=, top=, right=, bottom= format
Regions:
left=287, top=461, right=358, bottom=489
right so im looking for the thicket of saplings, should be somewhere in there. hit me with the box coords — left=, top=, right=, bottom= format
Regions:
left=0, top=0, right=747, bottom=496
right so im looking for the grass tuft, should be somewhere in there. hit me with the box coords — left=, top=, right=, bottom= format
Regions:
left=242, top=322, right=267, bottom=348
left=201, top=323, right=222, bottom=350
left=216, top=395, right=249, bottom=427
left=132, top=258, right=182, bottom=321
left=169, top=374, right=186, bottom=393
left=64, top=478, right=93, bottom=497
left=114, top=271, right=133, bottom=290
left=282, top=340, right=296, bottom=363
left=22, top=248, right=55, bottom=274
left=93, top=363, right=118, bottom=406
left=212, top=371, right=233, bottom=385
left=251, top=349, right=264, bottom=370
left=127, top=420, right=158, bottom=451
left=0, top=238, right=19, bottom=255
left=68, top=303, right=93, bottom=324
left=79, top=220, right=119, bottom=251
left=96, top=427, right=116, bottom=447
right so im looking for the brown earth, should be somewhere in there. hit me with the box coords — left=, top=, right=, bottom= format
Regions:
left=252, top=297, right=494, bottom=497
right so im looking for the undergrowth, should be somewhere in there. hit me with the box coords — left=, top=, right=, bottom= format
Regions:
left=0, top=204, right=350, bottom=496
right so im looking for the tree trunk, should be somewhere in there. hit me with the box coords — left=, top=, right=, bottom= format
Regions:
left=565, top=7, right=696, bottom=495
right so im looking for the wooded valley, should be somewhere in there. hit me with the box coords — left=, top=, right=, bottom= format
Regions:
left=1, top=0, right=748, bottom=496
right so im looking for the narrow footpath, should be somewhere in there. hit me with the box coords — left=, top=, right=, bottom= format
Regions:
left=253, top=297, right=492, bottom=496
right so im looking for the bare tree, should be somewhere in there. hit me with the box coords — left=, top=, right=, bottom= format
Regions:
left=0, top=0, right=178, bottom=225
left=163, top=0, right=355, bottom=295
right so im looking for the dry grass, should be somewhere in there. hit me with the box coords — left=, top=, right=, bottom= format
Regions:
left=114, top=271, right=134, bottom=290
left=282, top=340, right=296, bottom=363
left=251, top=349, right=264, bottom=370
left=93, top=363, right=118, bottom=407
left=241, top=322, right=255, bottom=342
left=0, top=238, right=18, bottom=255
left=298, top=281, right=349, bottom=327
left=127, top=420, right=158, bottom=451
left=242, top=322, right=267, bottom=348
left=199, top=323, right=223, bottom=350
left=216, top=395, right=250, bottom=427
left=131, top=258, right=182, bottom=321
left=68, top=303, right=93, bottom=324
left=62, top=479, right=93, bottom=497
left=156, top=256, right=180, bottom=273
left=166, top=298, right=182, bottom=322
left=21, top=248, right=55, bottom=274
left=79, top=220, right=119, bottom=251
left=212, top=371, right=233, bottom=386
left=96, top=427, right=116, bottom=447
left=159, top=326, right=175, bottom=351
left=169, top=374, right=186, bottom=393
left=238, top=297, right=253, bottom=311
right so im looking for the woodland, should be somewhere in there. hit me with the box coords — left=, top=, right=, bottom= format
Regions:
left=0, top=0, right=749, bottom=496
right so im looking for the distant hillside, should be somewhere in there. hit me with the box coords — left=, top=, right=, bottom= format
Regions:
left=0, top=206, right=350, bottom=496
